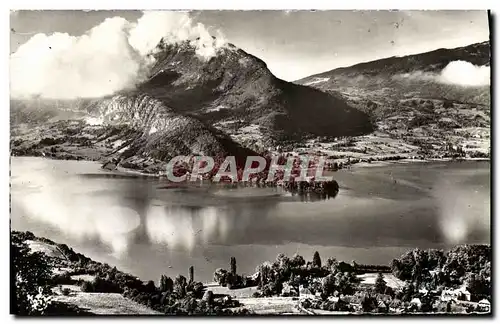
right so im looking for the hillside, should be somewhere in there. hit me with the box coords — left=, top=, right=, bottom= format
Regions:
left=293, top=42, right=491, bottom=161
left=139, top=38, right=374, bottom=147
left=11, top=40, right=490, bottom=167
left=11, top=93, right=255, bottom=173
left=296, top=41, right=490, bottom=106
left=12, top=230, right=491, bottom=315
left=11, top=37, right=375, bottom=165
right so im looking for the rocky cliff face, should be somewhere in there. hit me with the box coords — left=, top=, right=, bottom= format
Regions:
left=85, top=93, right=255, bottom=164
left=138, top=38, right=374, bottom=144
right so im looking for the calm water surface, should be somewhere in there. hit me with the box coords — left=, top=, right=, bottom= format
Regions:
left=10, top=157, right=490, bottom=282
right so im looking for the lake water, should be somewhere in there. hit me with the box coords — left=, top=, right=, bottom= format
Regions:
left=10, top=157, right=490, bottom=283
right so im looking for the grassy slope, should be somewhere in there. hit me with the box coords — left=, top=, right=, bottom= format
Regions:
left=26, top=239, right=161, bottom=315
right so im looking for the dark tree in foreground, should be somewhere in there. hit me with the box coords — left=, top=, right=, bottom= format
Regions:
left=374, top=273, right=387, bottom=294
left=312, top=251, right=322, bottom=268
left=401, top=283, right=415, bottom=302
left=174, top=275, right=187, bottom=297
left=11, top=238, right=52, bottom=315
left=230, top=257, right=237, bottom=275
left=189, top=266, right=194, bottom=284
left=466, top=273, right=491, bottom=300
left=145, top=280, right=157, bottom=293
left=360, top=294, right=378, bottom=313
left=213, top=268, right=229, bottom=286
left=159, top=275, right=173, bottom=293
left=290, top=254, right=305, bottom=268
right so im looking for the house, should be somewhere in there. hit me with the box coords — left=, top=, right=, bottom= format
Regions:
left=458, top=287, right=471, bottom=301
left=419, top=288, right=429, bottom=295
left=281, top=282, right=297, bottom=297
left=327, top=296, right=339, bottom=303
left=478, top=299, right=491, bottom=312
left=249, top=272, right=259, bottom=281
left=410, top=298, right=422, bottom=310
left=377, top=300, right=389, bottom=313
left=298, top=285, right=315, bottom=300
left=441, top=286, right=471, bottom=302
left=441, top=289, right=459, bottom=301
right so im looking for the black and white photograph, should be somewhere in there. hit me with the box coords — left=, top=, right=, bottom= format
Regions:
left=9, top=8, right=491, bottom=316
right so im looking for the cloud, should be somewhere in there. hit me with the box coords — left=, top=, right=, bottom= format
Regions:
left=10, top=11, right=227, bottom=100
left=395, top=60, right=490, bottom=87
left=438, top=60, right=490, bottom=86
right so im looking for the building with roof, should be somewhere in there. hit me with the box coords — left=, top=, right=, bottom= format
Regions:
left=478, top=299, right=490, bottom=312
left=441, top=286, right=471, bottom=302
left=298, top=285, right=316, bottom=300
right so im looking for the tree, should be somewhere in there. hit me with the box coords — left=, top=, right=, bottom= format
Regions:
left=174, top=275, right=187, bottom=297
left=189, top=266, right=194, bottom=284
left=420, top=294, right=434, bottom=313
left=312, top=251, right=322, bottom=268
left=276, top=253, right=290, bottom=270
left=202, top=290, right=214, bottom=306
left=443, top=99, right=454, bottom=108
left=466, top=273, right=490, bottom=300
left=361, top=293, right=377, bottom=313
left=374, top=273, right=387, bottom=294
left=11, top=238, right=52, bottom=315
left=145, top=280, right=157, bottom=294
left=290, top=254, right=305, bottom=268
left=257, top=262, right=272, bottom=288
left=159, top=275, right=173, bottom=293
left=337, top=261, right=354, bottom=273
left=426, top=249, right=446, bottom=269
left=325, top=258, right=338, bottom=273
left=335, top=272, right=355, bottom=295
left=230, top=257, right=237, bottom=275
left=213, top=268, right=228, bottom=286
left=321, top=274, right=336, bottom=296
left=401, top=283, right=415, bottom=302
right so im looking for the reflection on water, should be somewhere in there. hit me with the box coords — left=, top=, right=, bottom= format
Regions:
left=10, top=157, right=490, bottom=282
left=10, top=158, right=281, bottom=256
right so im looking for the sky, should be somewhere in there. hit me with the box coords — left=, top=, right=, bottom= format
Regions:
left=10, top=10, right=490, bottom=81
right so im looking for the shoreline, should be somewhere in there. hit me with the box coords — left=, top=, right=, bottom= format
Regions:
left=348, top=157, right=490, bottom=170
left=10, top=153, right=491, bottom=178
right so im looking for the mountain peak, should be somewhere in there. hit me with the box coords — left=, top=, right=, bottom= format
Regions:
left=137, top=39, right=373, bottom=146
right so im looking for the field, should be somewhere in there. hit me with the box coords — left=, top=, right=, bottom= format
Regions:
left=52, top=289, right=162, bottom=315
left=26, top=240, right=68, bottom=260
left=356, top=273, right=405, bottom=290
left=28, top=239, right=161, bottom=315
left=231, top=297, right=303, bottom=315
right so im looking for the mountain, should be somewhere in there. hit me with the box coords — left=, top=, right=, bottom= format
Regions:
left=11, top=94, right=255, bottom=172
left=11, top=37, right=375, bottom=168
left=86, top=93, right=255, bottom=164
left=296, top=41, right=490, bottom=109
left=294, top=41, right=491, bottom=159
left=137, top=39, right=373, bottom=146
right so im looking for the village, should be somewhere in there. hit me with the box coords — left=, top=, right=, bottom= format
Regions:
left=208, top=248, right=491, bottom=315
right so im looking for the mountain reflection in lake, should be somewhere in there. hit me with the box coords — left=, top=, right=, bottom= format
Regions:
left=10, top=157, right=490, bottom=282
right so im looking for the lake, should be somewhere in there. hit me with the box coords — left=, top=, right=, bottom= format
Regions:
left=10, top=157, right=490, bottom=283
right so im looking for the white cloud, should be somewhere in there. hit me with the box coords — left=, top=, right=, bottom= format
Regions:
left=10, top=11, right=227, bottom=100
left=394, top=60, right=490, bottom=87
left=438, top=60, right=490, bottom=87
